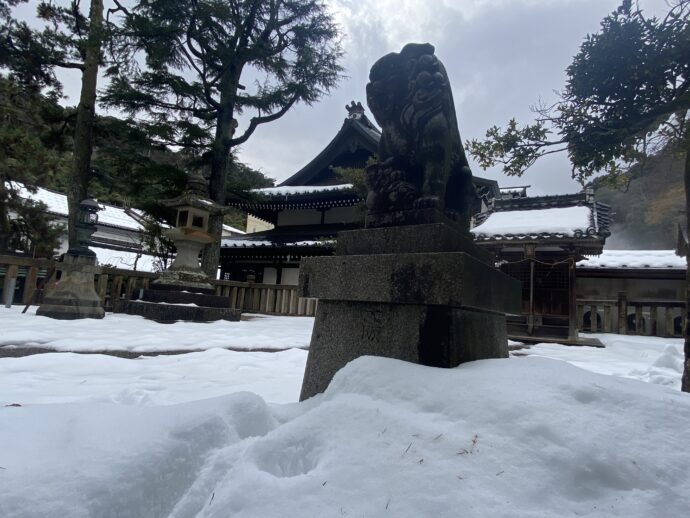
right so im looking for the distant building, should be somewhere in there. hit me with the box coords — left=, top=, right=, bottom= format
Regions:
left=10, top=183, right=158, bottom=272
left=473, top=189, right=611, bottom=340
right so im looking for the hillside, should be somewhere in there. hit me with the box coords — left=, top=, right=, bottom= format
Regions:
left=593, top=148, right=685, bottom=249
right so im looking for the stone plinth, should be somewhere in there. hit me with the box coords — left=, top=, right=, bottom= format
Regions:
left=298, top=223, right=521, bottom=400
left=37, top=253, right=105, bottom=320
left=115, top=287, right=240, bottom=323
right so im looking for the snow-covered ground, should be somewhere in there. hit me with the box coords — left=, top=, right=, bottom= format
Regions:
left=516, top=333, right=685, bottom=391
left=0, top=348, right=308, bottom=406
left=0, top=306, right=314, bottom=352
left=1, top=306, right=689, bottom=517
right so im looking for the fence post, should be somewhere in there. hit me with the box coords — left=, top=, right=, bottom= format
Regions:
left=665, top=306, right=674, bottom=337
left=635, top=305, right=643, bottom=335
left=22, top=266, right=39, bottom=305
left=617, top=292, right=628, bottom=335
left=650, top=305, right=658, bottom=336
left=97, top=273, right=109, bottom=305
left=3, top=264, right=18, bottom=307
left=590, top=304, right=598, bottom=332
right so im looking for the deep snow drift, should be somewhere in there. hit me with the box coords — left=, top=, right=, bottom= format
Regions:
left=2, top=356, right=689, bottom=517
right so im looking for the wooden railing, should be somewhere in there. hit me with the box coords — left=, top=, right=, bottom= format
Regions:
left=0, top=254, right=317, bottom=317
left=577, top=292, right=684, bottom=337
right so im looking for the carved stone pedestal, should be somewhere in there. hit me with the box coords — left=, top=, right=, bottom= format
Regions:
left=298, top=223, right=521, bottom=400
left=37, top=253, right=105, bottom=320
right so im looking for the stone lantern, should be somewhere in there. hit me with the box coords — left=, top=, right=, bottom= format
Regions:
left=115, top=171, right=241, bottom=322
left=153, top=170, right=225, bottom=292
left=71, top=198, right=101, bottom=257
left=37, top=198, right=105, bottom=320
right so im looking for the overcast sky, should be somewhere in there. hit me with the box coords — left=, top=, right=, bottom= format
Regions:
left=236, top=0, right=664, bottom=194
left=23, top=0, right=669, bottom=195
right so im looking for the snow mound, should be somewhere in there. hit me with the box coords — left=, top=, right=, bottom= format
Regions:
left=2, top=356, right=689, bottom=517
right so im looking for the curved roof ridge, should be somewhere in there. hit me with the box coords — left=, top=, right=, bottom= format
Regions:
left=279, top=115, right=380, bottom=187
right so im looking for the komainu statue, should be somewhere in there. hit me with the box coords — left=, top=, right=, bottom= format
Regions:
left=365, top=43, right=476, bottom=230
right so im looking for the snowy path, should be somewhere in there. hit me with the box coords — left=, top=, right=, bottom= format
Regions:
left=0, top=306, right=314, bottom=353
left=0, top=348, right=308, bottom=406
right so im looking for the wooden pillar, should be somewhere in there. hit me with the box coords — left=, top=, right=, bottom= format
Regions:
left=3, top=264, right=19, bottom=306
left=635, top=305, right=643, bottom=335
left=112, top=275, right=124, bottom=301
left=289, top=290, right=298, bottom=315
left=230, top=287, right=238, bottom=309
left=665, top=306, right=674, bottom=337
left=297, top=297, right=306, bottom=316
left=650, top=305, right=658, bottom=336
left=568, top=259, right=577, bottom=339
left=617, top=292, right=628, bottom=335
left=97, top=273, right=109, bottom=304
left=590, top=304, right=598, bottom=333
left=22, top=266, right=39, bottom=305
left=126, top=277, right=137, bottom=299
left=603, top=305, right=612, bottom=333
left=266, top=288, right=276, bottom=313
left=528, top=258, right=535, bottom=335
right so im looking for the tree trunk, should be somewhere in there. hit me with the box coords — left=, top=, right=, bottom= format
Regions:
left=682, top=132, right=690, bottom=393
left=0, top=181, right=10, bottom=252
left=201, top=98, right=237, bottom=278
left=67, top=0, right=103, bottom=249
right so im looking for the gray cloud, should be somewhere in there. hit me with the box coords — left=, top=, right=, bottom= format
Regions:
left=238, top=0, right=626, bottom=194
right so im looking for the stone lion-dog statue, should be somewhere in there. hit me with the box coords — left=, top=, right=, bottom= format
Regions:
left=365, top=43, right=476, bottom=230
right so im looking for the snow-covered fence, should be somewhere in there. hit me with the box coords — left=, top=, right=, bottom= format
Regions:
left=577, top=293, right=685, bottom=337
left=0, top=255, right=318, bottom=317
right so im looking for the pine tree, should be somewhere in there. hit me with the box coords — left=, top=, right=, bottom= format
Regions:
left=104, top=0, right=343, bottom=276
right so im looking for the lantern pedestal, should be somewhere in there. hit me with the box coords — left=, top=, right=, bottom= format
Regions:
left=36, top=252, right=105, bottom=320
left=151, top=228, right=215, bottom=292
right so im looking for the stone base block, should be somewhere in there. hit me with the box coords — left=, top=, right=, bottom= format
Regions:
left=338, top=222, right=488, bottom=260
left=115, top=300, right=240, bottom=323
left=300, top=301, right=508, bottom=400
left=300, top=251, right=521, bottom=314
left=153, top=269, right=214, bottom=292
left=366, top=207, right=458, bottom=229
left=139, top=289, right=231, bottom=308
left=36, top=297, right=105, bottom=320
left=36, top=252, right=104, bottom=320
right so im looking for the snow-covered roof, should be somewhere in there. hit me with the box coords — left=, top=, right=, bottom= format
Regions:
left=91, top=247, right=158, bottom=272
left=220, top=239, right=329, bottom=248
left=222, top=224, right=246, bottom=235
left=472, top=206, right=593, bottom=240
left=13, top=183, right=143, bottom=231
left=578, top=250, right=686, bottom=270
left=252, top=184, right=354, bottom=196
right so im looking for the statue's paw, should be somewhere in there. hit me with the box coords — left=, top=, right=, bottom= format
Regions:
left=413, top=196, right=440, bottom=209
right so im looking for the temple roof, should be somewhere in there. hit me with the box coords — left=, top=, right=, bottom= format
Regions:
left=221, top=224, right=344, bottom=250
left=253, top=184, right=355, bottom=197
left=279, top=102, right=380, bottom=187
left=472, top=190, right=610, bottom=253
left=578, top=250, right=685, bottom=270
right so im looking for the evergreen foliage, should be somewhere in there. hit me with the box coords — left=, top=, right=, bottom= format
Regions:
left=103, top=0, right=343, bottom=275
left=465, top=0, right=690, bottom=391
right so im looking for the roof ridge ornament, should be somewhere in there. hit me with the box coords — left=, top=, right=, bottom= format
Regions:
left=346, top=100, right=365, bottom=119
